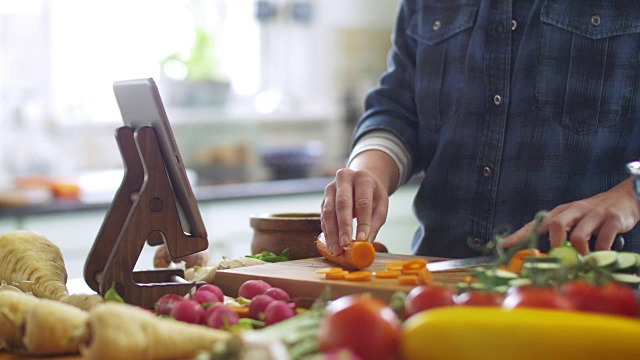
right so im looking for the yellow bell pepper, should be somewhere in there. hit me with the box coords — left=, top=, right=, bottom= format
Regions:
left=402, top=306, right=640, bottom=360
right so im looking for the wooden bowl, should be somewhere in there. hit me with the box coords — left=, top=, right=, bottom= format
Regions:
left=250, top=212, right=322, bottom=260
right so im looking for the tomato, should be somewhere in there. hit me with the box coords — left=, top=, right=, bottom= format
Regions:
left=317, top=294, right=401, bottom=360
left=502, top=286, right=574, bottom=310
left=598, top=282, right=639, bottom=318
left=404, top=285, right=456, bottom=318
left=562, top=280, right=639, bottom=317
left=455, top=291, right=504, bottom=306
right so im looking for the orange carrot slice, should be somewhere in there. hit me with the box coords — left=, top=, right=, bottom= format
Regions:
left=402, top=258, right=428, bottom=270
left=417, top=268, right=433, bottom=285
left=316, top=233, right=376, bottom=269
left=402, top=268, right=424, bottom=275
left=375, top=270, right=402, bottom=279
left=386, top=261, right=404, bottom=271
left=325, top=270, right=349, bottom=280
left=315, top=267, right=343, bottom=274
left=228, top=305, right=250, bottom=318
left=345, top=271, right=372, bottom=282
left=398, top=274, right=419, bottom=286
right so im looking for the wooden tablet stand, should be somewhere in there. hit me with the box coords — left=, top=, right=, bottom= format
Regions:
left=84, top=126, right=209, bottom=308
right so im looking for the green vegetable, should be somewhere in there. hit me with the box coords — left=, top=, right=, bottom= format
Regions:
left=104, top=282, right=125, bottom=303
left=245, top=248, right=290, bottom=263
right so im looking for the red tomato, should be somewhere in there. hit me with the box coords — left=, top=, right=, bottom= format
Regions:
left=455, top=291, right=504, bottom=306
left=502, top=286, right=574, bottom=310
left=598, top=282, right=639, bottom=318
left=317, top=294, right=401, bottom=360
left=404, top=285, right=456, bottom=318
left=562, top=280, right=639, bottom=317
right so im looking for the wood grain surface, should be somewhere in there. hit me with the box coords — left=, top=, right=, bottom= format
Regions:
left=214, top=253, right=469, bottom=303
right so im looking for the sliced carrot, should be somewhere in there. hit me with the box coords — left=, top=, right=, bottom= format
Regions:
left=512, top=248, right=542, bottom=261
left=344, top=271, right=372, bottom=282
left=398, top=274, right=419, bottom=286
left=325, top=270, right=349, bottom=280
left=507, top=257, right=524, bottom=274
left=315, top=267, right=343, bottom=274
left=417, top=268, right=434, bottom=285
left=228, top=305, right=250, bottom=318
left=463, top=275, right=479, bottom=284
left=316, top=233, right=376, bottom=269
left=402, top=258, right=428, bottom=270
left=386, top=261, right=405, bottom=271
left=375, top=270, right=402, bottom=279
left=402, top=268, right=424, bottom=275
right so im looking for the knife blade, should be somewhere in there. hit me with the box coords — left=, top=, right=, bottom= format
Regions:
left=426, top=255, right=497, bottom=272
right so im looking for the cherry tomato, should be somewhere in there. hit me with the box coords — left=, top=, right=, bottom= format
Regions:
left=562, top=280, right=639, bottom=317
left=318, top=294, right=401, bottom=360
left=598, top=282, right=639, bottom=318
left=502, top=286, right=574, bottom=310
left=455, top=291, right=504, bottom=306
left=404, top=285, right=456, bottom=318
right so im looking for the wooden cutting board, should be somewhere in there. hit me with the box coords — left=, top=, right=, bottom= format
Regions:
left=214, top=253, right=469, bottom=303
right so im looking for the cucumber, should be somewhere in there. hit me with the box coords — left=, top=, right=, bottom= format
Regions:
left=581, top=250, right=619, bottom=270
left=521, top=261, right=562, bottom=279
left=508, top=278, right=533, bottom=287
left=548, top=243, right=581, bottom=267
left=615, top=252, right=640, bottom=274
left=610, top=273, right=640, bottom=289
left=479, top=269, right=518, bottom=287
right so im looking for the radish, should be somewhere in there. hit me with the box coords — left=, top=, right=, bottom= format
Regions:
left=264, top=300, right=295, bottom=325
left=197, top=284, right=224, bottom=302
left=155, top=294, right=184, bottom=316
left=263, top=287, right=291, bottom=301
left=205, top=305, right=239, bottom=329
left=238, top=280, right=272, bottom=300
left=249, top=294, right=275, bottom=320
left=170, top=299, right=204, bottom=324
left=192, top=289, right=220, bottom=305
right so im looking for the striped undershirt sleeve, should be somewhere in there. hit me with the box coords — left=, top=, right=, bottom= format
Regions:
left=347, top=130, right=412, bottom=193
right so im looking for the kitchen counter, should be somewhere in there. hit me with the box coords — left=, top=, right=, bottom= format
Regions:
left=0, top=177, right=335, bottom=219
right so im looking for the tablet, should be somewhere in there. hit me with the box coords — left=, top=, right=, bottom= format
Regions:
left=113, top=78, right=207, bottom=238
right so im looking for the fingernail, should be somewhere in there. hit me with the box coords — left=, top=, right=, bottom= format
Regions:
left=340, top=234, right=350, bottom=246
left=356, top=231, right=367, bottom=241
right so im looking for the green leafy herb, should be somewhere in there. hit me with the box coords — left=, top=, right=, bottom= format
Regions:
left=245, top=248, right=290, bottom=263
left=104, top=281, right=125, bottom=303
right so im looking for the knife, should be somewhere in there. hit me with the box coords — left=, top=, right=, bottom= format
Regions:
left=426, top=236, right=625, bottom=273
left=427, top=255, right=497, bottom=272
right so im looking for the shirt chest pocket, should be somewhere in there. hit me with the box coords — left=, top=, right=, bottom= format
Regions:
left=406, top=0, right=478, bottom=131
left=534, top=0, right=640, bottom=134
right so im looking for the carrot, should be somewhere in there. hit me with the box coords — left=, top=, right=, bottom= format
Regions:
left=316, top=233, right=376, bottom=270
left=398, top=275, right=419, bottom=286
left=228, top=304, right=250, bottom=318
left=386, top=261, right=405, bottom=271
left=375, top=270, right=402, bottom=279
left=417, top=268, right=434, bottom=285
left=402, top=258, right=428, bottom=270
left=0, top=230, right=69, bottom=300
left=325, top=270, right=349, bottom=280
left=315, top=267, right=343, bottom=274
left=344, top=271, right=372, bottom=282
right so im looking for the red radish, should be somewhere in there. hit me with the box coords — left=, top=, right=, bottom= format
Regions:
left=263, top=287, right=291, bottom=302
left=238, top=280, right=272, bottom=300
left=264, top=300, right=295, bottom=325
left=192, top=288, right=220, bottom=305
left=205, top=305, right=239, bottom=329
left=155, top=293, right=184, bottom=316
left=170, top=299, right=204, bottom=324
left=249, top=294, right=275, bottom=320
left=197, top=284, right=224, bottom=302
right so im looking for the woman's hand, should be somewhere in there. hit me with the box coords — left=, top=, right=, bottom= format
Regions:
left=503, top=178, right=640, bottom=254
left=320, top=151, right=399, bottom=255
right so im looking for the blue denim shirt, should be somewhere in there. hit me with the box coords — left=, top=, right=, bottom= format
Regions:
left=354, top=0, right=640, bottom=257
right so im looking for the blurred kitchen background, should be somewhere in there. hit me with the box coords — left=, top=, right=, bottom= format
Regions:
left=0, top=0, right=419, bottom=278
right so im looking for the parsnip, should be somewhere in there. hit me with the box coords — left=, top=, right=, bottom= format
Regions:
left=0, top=290, right=87, bottom=355
left=23, top=298, right=88, bottom=355
left=185, top=257, right=266, bottom=283
left=61, top=293, right=104, bottom=311
left=80, top=302, right=232, bottom=360
left=0, top=230, right=69, bottom=300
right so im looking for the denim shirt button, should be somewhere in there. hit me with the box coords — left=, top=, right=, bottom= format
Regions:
left=590, top=15, right=601, bottom=26
left=433, top=20, right=441, bottom=31
left=467, top=237, right=485, bottom=250
left=511, top=20, right=517, bottom=31
left=483, top=166, right=493, bottom=177
left=493, top=94, right=502, bottom=105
